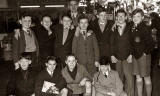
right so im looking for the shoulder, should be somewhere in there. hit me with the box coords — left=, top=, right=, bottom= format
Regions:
left=37, top=69, right=47, bottom=77
left=110, top=70, right=119, bottom=76
left=77, top=64, right=85, bottom=69
left=53, top=24, right=63, bottom=29
left=94, top=72, right=100, bottom=78
left=61, top=67, right=68, bottom=74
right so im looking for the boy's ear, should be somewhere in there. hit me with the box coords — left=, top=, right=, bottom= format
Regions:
left=65, top=61, right=67, bottom=65
left=97, top=14, right=99, bottom=18
left=40, top=21, right=43, bottom=25
left=29, top=60, right=32, bottom=65
left=45, top=63, right=48, bottom=66
left=19, top=20, right=22, bottom=24
left=60, top=20, right=63, bottom=24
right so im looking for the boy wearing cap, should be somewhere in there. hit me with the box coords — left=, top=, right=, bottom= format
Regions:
left=92, top=56, right=126, bottom=96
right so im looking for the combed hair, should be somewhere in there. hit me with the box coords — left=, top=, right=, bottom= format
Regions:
left=65, top=53, right=76, bottom=61
left=78, top=14, right=89, bottom=23
left=45, top=56, right=57, bottom=63
left=20, top=52, right=31, bottom=60
left=19, top=12, right=32, bottom=20
left=40, top=14, right=52, bottom=21
left=97, top=7, right=106, bottom=15
left=116, top=8, right=127, bottom=16
left=132, top=8, right=144, bottom=17
left=60, top=13, right=72, bottom=21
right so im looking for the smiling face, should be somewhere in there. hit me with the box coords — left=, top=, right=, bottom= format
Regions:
left=46, top=60, right=57, bottom=71
left=79, top=18, right=88, bottom=30
left=117, top=12, right=126, bottom=24
left=19, top=58, right=31, bottom=70
left=133, top=12, right=143, bottom=25
left=20, top=16, right=32, bottom=30
left=98, top=12, right=107, bottom=23
left=65, top=56, right=77, bottom=71
left=61, top=16, right=72, bottom=28
left=69, top=0, right=78, bottom=13
left=41, top=16, right=52, bottom=29
left=99, top=65, right=110, bottom=74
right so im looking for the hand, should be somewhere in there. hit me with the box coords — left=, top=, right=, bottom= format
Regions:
left=31, top=93, right=35, bottom=96
left=111, top=21, right=118, bottom=31
left=70, top=24, right=74, bottom=30
left=95, top=61, right=100, bottom=67
left=111, top=56, right=118, bottom=63
left=127, top=55, right=132, bottom=63
left=79, top=77, right=88, bottom=86
left=75, top=26, right=80, bottom=37
left=60, top=88, right=68, bottom=96
left=14, top=29, right=20, bottom=40
left=9, top=95, right=15, bottom=96
left=14, top=62, right=19, bottom=70
left=143, top=53, right=146, bottom=56
left=107, top=91, right=116, bottom=96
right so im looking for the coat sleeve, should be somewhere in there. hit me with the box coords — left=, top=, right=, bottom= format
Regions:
left=72, top=36, right=78, bottom=54
left=114, top=71, right=123, bottom=96
left=110, top=30, right=115, bottom=56
left=35, top=73, right=47, bottom=96
left=82, top=65, right=92, bottom=81
left=6, top=71, right=16, bottom=95
left=92, top=33, right=100, bottom=62
left=12, top=32, right=19, bottom=63
left=55, top=72, right=67, bottom=91
left=144, top=26, right=154, bottom=54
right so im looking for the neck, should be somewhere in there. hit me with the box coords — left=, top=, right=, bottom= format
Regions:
left=99, top=20, right=106, bottom=24
left=69, top=68, right=74, bottom=72
left=22, top=27, right=29, bottom=31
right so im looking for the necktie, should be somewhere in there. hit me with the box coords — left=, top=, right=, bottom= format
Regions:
left=62, top=28, right=69, bottom=45
left=27, top=29, right=32, bottom=37
left=82, top=30, right=87, bottom=39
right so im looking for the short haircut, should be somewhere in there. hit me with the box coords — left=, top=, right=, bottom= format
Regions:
left=65, top=53, right=76, bottom=61
left=41, top=14, right=52, bottom=21
left=68, top=0, right=79, bottom=4
left=97, top=7, right=106, bottom=15
left=99, top=56, right=111, bottom=65
left=46, top=56, right=57, bottom=63
left=78, top=14, right=88, bottom=23
left=20, top=52, right=31, bottom=60
left=132, top=8, right=144, bottom=17
left=116, top=8, right=127, bottom=16
left=61, top=13, right=72, bottom=21
left=19, top=12, right=32, bottom=20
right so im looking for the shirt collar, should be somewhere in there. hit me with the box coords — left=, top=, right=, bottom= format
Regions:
left=46, top=68, right=54, bottom=76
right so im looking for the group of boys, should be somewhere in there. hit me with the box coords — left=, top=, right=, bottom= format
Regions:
left=8, top=0, right=155, bottom=96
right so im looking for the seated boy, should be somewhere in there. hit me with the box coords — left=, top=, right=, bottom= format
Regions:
left=7, top=52, right=36, bottom=96
left=62, top=54, right=92, bottom=96
left=92, top=56, right=127, bottom=96
left=35, top=56, right=68, bottom=96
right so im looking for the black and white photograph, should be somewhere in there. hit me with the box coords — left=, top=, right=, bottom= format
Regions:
left=0, top=0, right=160, bottom=96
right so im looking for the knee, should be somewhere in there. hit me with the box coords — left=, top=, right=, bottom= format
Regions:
left=120, top=91, right=127, bottom=96
left=144, top=76, right=152, bottom=85
left=136, top=76, right=143, bottom=83
left=85, top=81, right=92, bottom=94
left=60, top=88, right=68, bottom=96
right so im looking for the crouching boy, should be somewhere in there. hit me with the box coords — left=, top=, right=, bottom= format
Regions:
left=7, top=52, right=36, bottom=96
left=62, top=54, right=92, bottom=96
left=35, top=56, right=68, bottom=96
left=92, top=56, right=127, bottom=96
